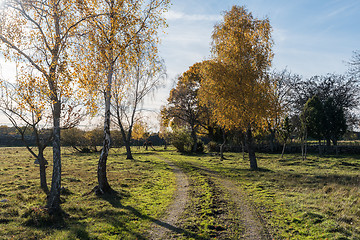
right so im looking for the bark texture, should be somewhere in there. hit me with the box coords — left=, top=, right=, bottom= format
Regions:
left=47, top=101, right=61, bottom=213
left=38, top=149, right=49, bottom=193
left=96, top=64, right=113, bottom=195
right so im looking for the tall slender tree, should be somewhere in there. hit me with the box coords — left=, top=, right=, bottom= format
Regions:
left=77, top=0, right=169, bottom=194
left=112, top=41, right=165, bottom=159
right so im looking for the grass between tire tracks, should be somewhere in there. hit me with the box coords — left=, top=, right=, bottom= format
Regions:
left=159, top=153, right=245, bottom=240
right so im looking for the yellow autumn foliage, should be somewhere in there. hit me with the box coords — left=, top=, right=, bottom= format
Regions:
left=199, top=6, right=279, bottom=132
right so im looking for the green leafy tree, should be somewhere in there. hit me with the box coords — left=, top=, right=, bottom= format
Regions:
left=323, top=97, right=347, bottom=146
left=301, top=96, right=325, bottom=155
left=162, top=63, right=208, bottom=153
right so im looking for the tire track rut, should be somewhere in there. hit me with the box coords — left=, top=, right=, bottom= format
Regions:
left=148, top=157, right=189, bottom=240
left=190, top=164, right=272, bottom=240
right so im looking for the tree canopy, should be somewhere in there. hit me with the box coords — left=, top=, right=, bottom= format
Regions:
left=199, top=6, right=275, bottom=169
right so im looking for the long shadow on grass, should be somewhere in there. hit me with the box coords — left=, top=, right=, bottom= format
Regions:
left=185, top=158, right=359, bottom=188
left=100, top=192, right=208, bottom=240
left=209, top=165, right=360, bottom=188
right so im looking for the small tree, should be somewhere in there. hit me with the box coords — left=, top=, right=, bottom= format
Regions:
left=279, top=116, right=293, bottom=158
left=323, top=97, right=347, bottom=147
left=0, top=80, right=51, bottom=193
left=158, top=115, right=171, bottom=149
left=162, top=63, right=208, bottom=153
left=112, top=43, right=165, bottom=159
left=0, top=79, right=83, bottom=193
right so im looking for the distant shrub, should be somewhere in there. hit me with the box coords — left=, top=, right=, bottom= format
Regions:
left=170, top=128, right=193, bottom=153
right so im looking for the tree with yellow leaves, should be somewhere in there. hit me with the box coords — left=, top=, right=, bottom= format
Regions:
left=76, top=0, right=169, bottom=194
left=0, top=0, right=92, bottom=213
left=199, top=6, right=275, bottom=170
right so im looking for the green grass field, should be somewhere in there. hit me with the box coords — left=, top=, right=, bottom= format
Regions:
left=157, top=150, right=360, bottom=239
left=0, top=147, right=175, bottom=239
left=0, top=146, right=359, bottom=239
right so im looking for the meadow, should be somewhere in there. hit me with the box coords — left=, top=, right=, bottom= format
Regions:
left=158, top=150, right=360, bottom=239
left=0, top=147, right=359, bottom=239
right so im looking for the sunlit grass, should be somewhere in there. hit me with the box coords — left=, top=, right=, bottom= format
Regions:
left=0, top=147, right=175, bottom=239
left=1, top=146, right=359, bottom=239
left=159, top=149, right=360, bottom=239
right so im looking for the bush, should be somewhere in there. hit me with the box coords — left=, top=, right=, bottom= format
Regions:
left=170, top=128, right=193, bottom=153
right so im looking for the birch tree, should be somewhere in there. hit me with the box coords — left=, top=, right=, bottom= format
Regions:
left=112, top=41, right=165, bottom=160
left=200, top=6, right=275, bottom=170
left=77, top=0, right=169, bottom=194
left=0, top=0, right=90, bottom=213
left=0, top=78, right=51, bottom=193
left=0, top=77, right=83, bottom=193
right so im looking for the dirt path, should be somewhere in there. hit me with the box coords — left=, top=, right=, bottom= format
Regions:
left=192, top=164, right=272, bottom=240
left=148, top=157, right=189, bottom=240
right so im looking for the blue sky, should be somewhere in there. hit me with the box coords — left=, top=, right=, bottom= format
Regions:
left=139, top=0, right=360, bottom=127
left=1, top=0, right=359, bottom=127
left=161, top=0, right=360, bottom=80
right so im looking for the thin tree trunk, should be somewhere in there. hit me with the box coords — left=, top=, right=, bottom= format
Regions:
left=47, top=101, right=61, bottom=213
left=281, top=142, right=286, bottom=159
left=125, top=139, right=133, bottom=159
left=220, top=129, right=226, bottom=160
left=96, top=66, right=113, bottom=195
left=117, top=108, right=133, bottom=160
left=38, top=148, right=49, bottom=194
left=246, top=127, right=258, bottom=170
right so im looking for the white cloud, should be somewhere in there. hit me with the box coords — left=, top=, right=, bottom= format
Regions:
left=165, top=10, right=221, bottom=22
left=272, top=27, right=287, bottom=43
